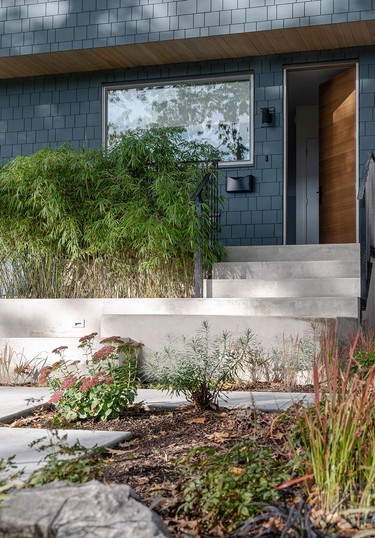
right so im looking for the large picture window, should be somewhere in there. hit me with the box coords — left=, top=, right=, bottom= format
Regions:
left=104, top=75, right=254, bottom=165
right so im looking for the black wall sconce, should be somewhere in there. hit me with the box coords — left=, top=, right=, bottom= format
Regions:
left=261, top=107, right=275, bottom=127
left=226, top=175, right=254, bottom=193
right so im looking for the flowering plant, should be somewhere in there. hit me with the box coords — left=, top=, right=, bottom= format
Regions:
left=39, top=333, right=142, bottom=421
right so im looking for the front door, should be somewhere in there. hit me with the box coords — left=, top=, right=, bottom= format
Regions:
left=319, top=67, right=356, bottom=243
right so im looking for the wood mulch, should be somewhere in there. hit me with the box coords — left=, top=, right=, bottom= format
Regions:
left=6, top=393, right=359, bottom=538
left=9, top=403, right=297, bottom=537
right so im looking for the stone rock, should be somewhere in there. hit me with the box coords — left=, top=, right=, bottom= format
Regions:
left=0, top=480, right=171, bottom=537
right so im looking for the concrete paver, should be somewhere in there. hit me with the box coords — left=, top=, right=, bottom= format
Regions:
left=0, top=428, right=132, bottom=478
left=1, top=387, right=314, bottom=423
left=135, top=388, right=314, bottom=412
left=0, top=387, right=50, bottom=423
left=0, top=386, right=314, bottom=477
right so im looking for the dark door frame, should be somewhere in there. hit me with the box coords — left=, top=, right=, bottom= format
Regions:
left=282, top=61, right=359, bottom=245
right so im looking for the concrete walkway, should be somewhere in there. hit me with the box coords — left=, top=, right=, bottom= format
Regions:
left=0, top=386, right=314, bottom=477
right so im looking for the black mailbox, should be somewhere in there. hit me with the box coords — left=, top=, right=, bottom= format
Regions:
left=226, top=175, right=254, bottom=193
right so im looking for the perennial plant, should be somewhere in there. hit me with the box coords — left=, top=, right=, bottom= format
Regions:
left=291, top=331, right=375, bottom=513
left=145, top=321, right=261, bottom=409
left=40, top=333, right=142, bottom=421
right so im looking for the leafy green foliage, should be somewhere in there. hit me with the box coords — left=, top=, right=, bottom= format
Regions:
left=0, top=457, right=24, bottom=504
left=0, top=127, right=224, bottom=298
left=145, top=321, right=261, bottom=410
left=27, top=430, right=105, bottom=486
left=179, top=443, right=291, bottom=531
left=41, top=334, right=142, bottom=421
left=351, top=328, right=375, bottom=376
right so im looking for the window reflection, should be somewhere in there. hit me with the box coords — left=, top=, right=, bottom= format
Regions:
left=106, top=78, right=252, bottom=163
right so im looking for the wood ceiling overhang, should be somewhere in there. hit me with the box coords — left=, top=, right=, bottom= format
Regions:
left=0, top=20, right=374, bottom=80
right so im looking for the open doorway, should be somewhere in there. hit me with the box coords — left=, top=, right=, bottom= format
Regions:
left=284, top=63, right=357, bottom=245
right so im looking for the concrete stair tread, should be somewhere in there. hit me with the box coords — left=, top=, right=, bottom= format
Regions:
left=100, top=296, right=359, bottom=318
left=225, top=244, right=360, bottom=262
left=204, top=277, right=360, bottom=298
left=213, top=260, right=360, bottom=279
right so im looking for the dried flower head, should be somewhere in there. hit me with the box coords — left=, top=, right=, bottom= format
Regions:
left=13, top=364, right=32, bottom=376
left=117, top=340, right=144, bottom=354
left=49, top=391, right=63, bottom=404
left=60, top=375, right=77, bottom=389
left=52, top=345, right=68, bottom=355
left=78, top=332, right=98, bottom=343
left=38, top=365, right=53, bottom=385
left=103, top=376, right=114, bottom=385
left=92, top=345, right=116, bottom=361
left=51, top=360, right=64, bottom=369
left=100, top=336, right=125, bottom=345
left=79, top=376, right=101, bottom=392
left=39, top=366, right=53, bottom=374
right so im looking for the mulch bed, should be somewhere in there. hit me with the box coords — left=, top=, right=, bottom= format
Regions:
left=8, top=404, right=296, bottom=537
left=5, top=401, right=361, bottom=537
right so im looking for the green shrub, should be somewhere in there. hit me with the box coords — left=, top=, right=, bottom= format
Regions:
left=40, top=333, right=142, bottom=421
left=179, top=443, right=291, bottom=531
left=0, top=127, right=224, bottom=298
left=144, top=321, right=261, bottom=410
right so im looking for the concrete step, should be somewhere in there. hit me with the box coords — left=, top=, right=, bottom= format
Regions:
left=225, top=243, right=360, bottom=262
left=97, top=296, right=359, bottom=319
left=204, top=277, right=360, bottom=298
left=212, top=260, right=360, bottom=280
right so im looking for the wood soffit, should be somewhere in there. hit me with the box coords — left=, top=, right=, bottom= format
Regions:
left=0, top=20, right=374, bottom=80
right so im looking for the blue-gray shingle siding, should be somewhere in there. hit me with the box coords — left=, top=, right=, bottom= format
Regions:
left=0, top=0, right=374, bottom=247
left=0, top=0, right=374, bottom=58
left=2, top=46, right=371, bottom=245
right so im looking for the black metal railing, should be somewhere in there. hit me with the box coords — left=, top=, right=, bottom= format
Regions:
left=358, top=152, right=375, bottom=310
left=191, top=162, right=220, bottom=298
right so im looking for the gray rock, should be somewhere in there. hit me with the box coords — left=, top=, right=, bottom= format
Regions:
left=0, top=480, right=171, bottom=537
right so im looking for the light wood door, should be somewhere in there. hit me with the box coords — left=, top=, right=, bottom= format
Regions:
left=319, top=67, right=356, bottom=243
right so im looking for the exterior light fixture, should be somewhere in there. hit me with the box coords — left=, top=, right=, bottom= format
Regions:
left=261, top=107, right=275, bottom=127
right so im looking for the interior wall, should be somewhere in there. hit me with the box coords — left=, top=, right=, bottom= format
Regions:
left=295, top=105, right=319, bottom=244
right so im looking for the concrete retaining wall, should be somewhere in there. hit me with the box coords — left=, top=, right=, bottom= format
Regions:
left=0, top=297, right=333, bottom=365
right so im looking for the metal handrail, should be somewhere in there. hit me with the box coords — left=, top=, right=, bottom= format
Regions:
left=358, top=152, right=375, bottom=310
left=191, top=161, right=219, bottom=298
